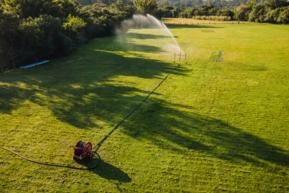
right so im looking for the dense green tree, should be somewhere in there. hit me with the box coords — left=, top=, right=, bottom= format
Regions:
left=1, top=0, right=53, bottom=17
left=0, top=10, right=19, bottom=70
left=265, top=7, right=281, bottom=22
left=63, top=14, right=87, bottom=40
left=235, top=4, right=251, bottom=21
left=277, top=7, right=289, bottom=23
left=133, top=0, right=158, bottom=14
left=0, top=0, right=132, bottom=70
left=249, top=4, right=269, bottom=22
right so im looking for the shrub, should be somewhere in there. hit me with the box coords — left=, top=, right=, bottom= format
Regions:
left=17, top=15, right=70, bottom=64
left=249, top=4, right=270, bottom=22
left=0, top=12, right=19, bottom=70
left=277, top=7, right=289, bottom=23
left=133, top=0, right=157, bottom=14
left=79, top=3, right=132, bottom=38
left=217, top=9, right=234, bottom=19
left=235, top=5, right=252, bottom=21
left=265, top=8, right=281, bottom=23
left=179, top=8, right=193, bottom=18
left=0, top=1, right=132, bottom=70
left=63, top=15, right=87, bottom=42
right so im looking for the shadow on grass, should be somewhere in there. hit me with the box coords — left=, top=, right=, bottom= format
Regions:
left=126, top=32, right=174, bottom=40
left=124, top=101, right=289, bottom=167
left=75, top=158, right=131, bottom=182
left=0, top=49, right=185, bottom=126
left=102, top=42, right=163, bottom=53
left=0, top=85, right=32, bottom=113
left=1, top=32, right=288, bottom=169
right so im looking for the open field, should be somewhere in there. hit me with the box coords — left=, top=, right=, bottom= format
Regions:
left=1, top=21, right=289, bottom=192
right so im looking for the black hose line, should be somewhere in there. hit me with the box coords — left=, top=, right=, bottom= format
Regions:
left=94, top=75, right=168, bottom=152
left=0, top=146, right=101, bottom=170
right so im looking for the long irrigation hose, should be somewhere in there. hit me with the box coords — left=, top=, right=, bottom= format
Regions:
left=0, top=74, right=170, bottom=170
left=94, top=75, right=168, bottom=152
left=0, top=146, right=101, bottom=170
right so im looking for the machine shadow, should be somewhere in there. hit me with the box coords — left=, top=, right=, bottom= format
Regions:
left=75, top=158, right=131, bottom=183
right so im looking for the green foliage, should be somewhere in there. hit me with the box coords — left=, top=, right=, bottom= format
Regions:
left=133, top=0, right=158, bottom=14
left=63, top=14, right=87, bottom=41
left=265, top=7, right=281, bottom=22
left=217, top=9, right=234, bottom=18
left=235, top=4, right=251, bottom=21
left=277, top=7, right=289, bottom=23
left=178, top=5, right=234, bottom=20
left=63, top=15, right=87, bottom=32
left=179, top=7, right=193, bottom=18
left=156, top=6, right=181, bottom=18
left=0, top=0, right=132, bottom=70
left=247, top=3, right=289, bottom=23
left=79, top=3, right=133, bottom=37
left=17, top=15, right=72, bottom=63
left=249, top=4, right=270, bottom=22
left=0, top=11, right=19, bottom=70
left=156, top=1, right=289, bottom=24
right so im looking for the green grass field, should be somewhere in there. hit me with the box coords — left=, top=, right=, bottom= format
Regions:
left=1, top=21, right=289, bottom=193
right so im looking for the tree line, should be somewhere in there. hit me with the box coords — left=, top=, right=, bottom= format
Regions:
left=152, top=0, right=289, bottom=24
left=0, top=0, right=134, bottom=71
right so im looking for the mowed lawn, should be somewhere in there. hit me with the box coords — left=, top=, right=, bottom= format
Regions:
left=1, top=21, right=289, bottom=192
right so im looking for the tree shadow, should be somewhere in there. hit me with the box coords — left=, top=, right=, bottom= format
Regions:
left=97, top=41, right=162, bottom=53
left=126, top=32, right=174, bottom=40
left=123, top=100, right=289, bottom=167
left=75, top=157, right=131, bottom=183
left=0, top=84, right=34, bottom=114
left=0, top=50, right=186, bottom=125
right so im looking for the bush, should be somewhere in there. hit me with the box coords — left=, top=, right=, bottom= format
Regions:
left=217, top=9, right=234, bottom=19
left=235, top=5, right=252, bottom=21
left=133, top=0, right=158, bottom=14
left=249, top=4, right=270, bottom=22
left=265, top=8, right=281, bottom=23
left=0, top=1, right=132, bottom=70
left=63, top=15, right=87, bottom=42
left=179, top=8, right=193, bottom=18
left=0, top=0, right=77, bottom=18
left=79, top=3, right=132, bottom=37
left=17, top=15, right=72, bottom=64
left=277, top=7, right=289, bottom=23
left=0, top=12, right=19, bottom=70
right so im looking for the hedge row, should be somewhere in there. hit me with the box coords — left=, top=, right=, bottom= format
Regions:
left=0, top=0, right=134, bottom=71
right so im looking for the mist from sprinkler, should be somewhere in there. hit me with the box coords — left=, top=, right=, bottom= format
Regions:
left=116, top=14, right=185, bottom=62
